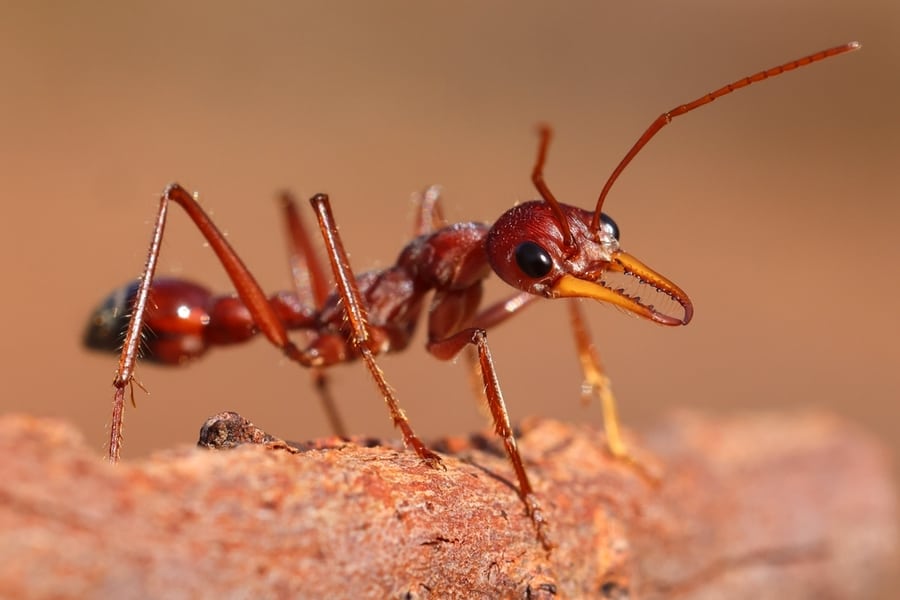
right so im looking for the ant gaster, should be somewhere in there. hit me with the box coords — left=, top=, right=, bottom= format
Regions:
left=85, top=42, right=859, bottom=548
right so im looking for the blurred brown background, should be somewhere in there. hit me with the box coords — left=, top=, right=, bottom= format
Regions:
left=1, top=0, right=897, bottom=589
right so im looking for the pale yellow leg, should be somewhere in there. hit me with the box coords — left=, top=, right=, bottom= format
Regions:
left=568, top=300, right=628, bottom=459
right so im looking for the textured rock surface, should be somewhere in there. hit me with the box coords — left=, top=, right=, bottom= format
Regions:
left=0, top=411, right=895, bottom=599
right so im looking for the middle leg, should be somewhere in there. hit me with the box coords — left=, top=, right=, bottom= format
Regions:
left=306, top=193, right=443, bottom=468
left=428, top=327, right=551, bottom=549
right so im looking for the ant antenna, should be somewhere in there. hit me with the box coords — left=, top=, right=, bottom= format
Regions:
left=532, top=124, right=576, bottom=249
left=590, top=41, right=861, bottom=232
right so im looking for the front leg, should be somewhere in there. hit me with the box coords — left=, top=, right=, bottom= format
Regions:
left=428, top=327, right=552, bottom=550
left=567, top=300, right=627, bottom=458
left=469, top=292, right=631, bottom=461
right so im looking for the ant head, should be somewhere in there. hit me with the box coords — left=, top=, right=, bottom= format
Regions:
left=492, top=42, right=863, bottom=327
left=485, top=201, right=691, bottom=326
left=485, top=126, right=692, bottom=326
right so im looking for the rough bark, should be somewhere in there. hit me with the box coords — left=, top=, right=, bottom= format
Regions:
left=0, top=411, right=894, bottom=599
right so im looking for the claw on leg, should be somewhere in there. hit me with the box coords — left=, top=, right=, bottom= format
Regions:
left=523, top=492, right=554, bottom=551
left=416, top=446, right=446, bottom=471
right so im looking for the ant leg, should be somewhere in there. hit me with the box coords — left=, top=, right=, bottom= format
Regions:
left=279, top=191, right=331, bottom=308
left=462, top=292, right=541, bottom=414
left=568, top=301, right=661, bottom=483
left=279, top=191, right=346, bottom=438
left=469, top=294, right=629, bottom=460
left=412, top=185, right=447, bottom=236
left=454, top=291, right=540, bottom=415
left=107, top=193, right=169, bottom=463
left=307, top=194, right=443, bottom=469
left=468, top=291, right=540, bottom=330
left=428, top=327, right=550, bottom=549
left=567, top=300, right=627, bottom=458
left=108, top=184, right=306, bottom=462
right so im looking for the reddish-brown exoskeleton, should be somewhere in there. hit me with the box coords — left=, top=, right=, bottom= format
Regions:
left=85, top=42, right=858, bottom=547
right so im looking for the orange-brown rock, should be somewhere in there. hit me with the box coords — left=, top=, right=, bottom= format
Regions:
left=0, top=411, right=894, bottom=598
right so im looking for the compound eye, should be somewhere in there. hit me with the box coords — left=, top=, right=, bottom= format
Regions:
left=600, top=213, right=620, bottom=241
left=514, top=241, right=553, bottom=278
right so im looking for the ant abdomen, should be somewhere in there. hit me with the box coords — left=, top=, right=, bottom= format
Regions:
left=85, top=278, right=260, bottom=365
